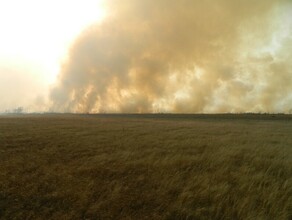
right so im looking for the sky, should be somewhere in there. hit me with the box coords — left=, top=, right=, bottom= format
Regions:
left=1, top=0, right=292, bottom=113
left=0, top=0, right=106, bottom=112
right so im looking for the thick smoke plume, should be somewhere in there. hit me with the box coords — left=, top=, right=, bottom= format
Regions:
left=50, top=0, right=292, bottom=113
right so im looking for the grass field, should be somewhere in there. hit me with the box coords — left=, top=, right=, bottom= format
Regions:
left=0, top=114, right=291, bottom=219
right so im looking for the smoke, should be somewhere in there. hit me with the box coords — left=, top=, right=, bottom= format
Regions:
left=50, top=0, right=292, bottom=113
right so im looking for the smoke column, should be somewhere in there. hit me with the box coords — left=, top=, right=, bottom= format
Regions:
left=50, top=0, right=292, bottom=113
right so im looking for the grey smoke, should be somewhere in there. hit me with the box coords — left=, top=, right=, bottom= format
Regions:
left=50, top=0, right=292, bottom=113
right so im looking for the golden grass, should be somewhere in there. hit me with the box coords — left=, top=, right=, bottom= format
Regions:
left=0, top=114, right=291, bottom=219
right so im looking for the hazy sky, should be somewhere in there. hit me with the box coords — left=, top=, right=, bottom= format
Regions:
left=0, top=0, right=106, bottom=112
left=1, top=0, right=292, bottom=113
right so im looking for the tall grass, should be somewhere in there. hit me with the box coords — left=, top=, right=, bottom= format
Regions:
left=0, top=114, right=291, bottom=219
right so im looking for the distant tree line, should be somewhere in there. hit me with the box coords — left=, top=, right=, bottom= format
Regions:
left=4, top=107, right=24, bottom=114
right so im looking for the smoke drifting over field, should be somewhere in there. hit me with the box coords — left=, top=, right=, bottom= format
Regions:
left=50, top=0, right=292, bottom=113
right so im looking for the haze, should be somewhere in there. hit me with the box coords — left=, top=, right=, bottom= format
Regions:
left=1, top=0, right=292, bottom=113
left=0, top=0, right=106, bottom=112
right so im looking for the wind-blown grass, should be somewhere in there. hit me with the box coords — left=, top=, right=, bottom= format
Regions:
left=0, top=114, right=291, bottom=219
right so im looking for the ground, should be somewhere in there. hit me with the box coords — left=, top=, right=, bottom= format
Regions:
left=0, top=114, right=291, bottom=219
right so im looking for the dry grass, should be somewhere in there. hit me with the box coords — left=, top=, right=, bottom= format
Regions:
left=0, top=114, right=291, bottom=219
